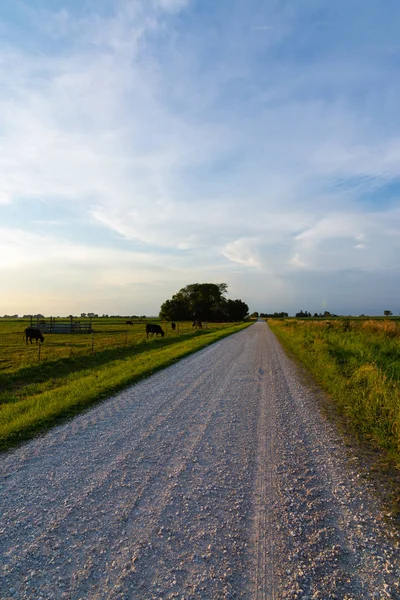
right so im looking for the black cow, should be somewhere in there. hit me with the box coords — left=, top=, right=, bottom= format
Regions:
left=192, top=320, right=202, bottom=329
left=126, top=320, right=133, bottom=326
left=23, top=327, right=44, bottom=344
left=171, top=322, right=176, bottom=331
left=146, top=324, right=165, bottom=338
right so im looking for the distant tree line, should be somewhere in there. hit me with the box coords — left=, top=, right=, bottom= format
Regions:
left=259, top=310, right=337, bottom=318
left=295, top=310, right=337, bottom=318
left=159, top=283, right=249, bottom=322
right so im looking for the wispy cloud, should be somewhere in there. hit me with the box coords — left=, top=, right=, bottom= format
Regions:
left=288, top=253, right=306, bottom=269
left=221, top=238, right=262, bottom=268
left=1, top=0, right=400, bottom=315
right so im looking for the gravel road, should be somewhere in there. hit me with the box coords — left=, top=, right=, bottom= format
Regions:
left=1, top=321, right=399, bottom=599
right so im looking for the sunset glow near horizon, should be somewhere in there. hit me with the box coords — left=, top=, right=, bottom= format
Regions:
left=1, top=0, right=400, bottom=317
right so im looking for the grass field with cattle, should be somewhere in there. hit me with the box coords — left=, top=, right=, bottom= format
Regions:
left=2, top=317, right=222, bottom=372
left=0, top=318, right=251, bottom=450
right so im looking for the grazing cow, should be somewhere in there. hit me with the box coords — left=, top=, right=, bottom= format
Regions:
left=192, top=320, right=202, bottom=329
left=126, top=320, right=134, bottom=326
left=146, top=324, right=165, bottom=338
left=23, top=327, right=44, bottom=344
left=171, top=322, right=176, bottom=331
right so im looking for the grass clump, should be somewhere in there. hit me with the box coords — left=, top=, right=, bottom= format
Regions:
left=268, top=318, right=400, bottom=462
left=268, top=318, right=400, bottom=519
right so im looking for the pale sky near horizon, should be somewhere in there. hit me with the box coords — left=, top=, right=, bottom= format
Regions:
left=1, top=0, right=400, bottom=317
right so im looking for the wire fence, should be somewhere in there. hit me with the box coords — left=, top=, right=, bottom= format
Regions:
left=1, top=321, right=222, bottom=372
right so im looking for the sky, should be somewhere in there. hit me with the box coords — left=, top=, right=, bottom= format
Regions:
left=1, top=0, right=400, bottom=317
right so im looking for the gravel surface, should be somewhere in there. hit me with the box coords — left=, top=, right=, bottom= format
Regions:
left=1, top=321, right=399, bottom=599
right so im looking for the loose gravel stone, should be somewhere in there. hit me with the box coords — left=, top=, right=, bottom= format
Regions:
left=0, top=322, right=399, bottom=599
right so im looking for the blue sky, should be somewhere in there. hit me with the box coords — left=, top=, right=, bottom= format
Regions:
left=1, top=0, right=400, bottom=316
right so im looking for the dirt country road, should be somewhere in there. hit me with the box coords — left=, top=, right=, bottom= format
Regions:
left=1, top=321, right=399, bottom=599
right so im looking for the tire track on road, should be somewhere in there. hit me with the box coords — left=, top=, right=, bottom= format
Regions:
left=1, top=367, right=212, bottom=575
left=252, top=360, right=280, bottom=600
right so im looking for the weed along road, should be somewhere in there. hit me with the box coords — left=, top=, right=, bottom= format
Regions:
left=1, top=322, right=399, bottom=599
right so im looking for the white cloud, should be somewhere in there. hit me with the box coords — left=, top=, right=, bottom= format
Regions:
left=0, top=191, right=11, bottom=205
left=0, top=228, right=162, bottom=271
left=1, top=0, right=400, bottom=315
left=221, top=238, right=262, bottom=268
left=288, top=253, right=306, bottom=268
left=289, top=209, right=400, bottom=272
left=295, top=214, right=366, bottom=246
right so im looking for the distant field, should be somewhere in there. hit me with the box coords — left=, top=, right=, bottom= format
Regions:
left=0, top=318, right=251, bottom=450
left=0, top=318, right=226, bottom=373
left=268, top=317, right=400, bottom=463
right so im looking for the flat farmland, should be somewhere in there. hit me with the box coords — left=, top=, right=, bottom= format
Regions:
left=0, top=319, right=227, bottom=373
left=0, top=318, right=250, bottom=450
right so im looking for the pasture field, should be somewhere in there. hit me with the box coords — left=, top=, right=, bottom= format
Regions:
left=0, top=318, right=222, bottom=372
left=0, top=318, right=251, bottom=450
left=268, top=318, right=400, bottom=464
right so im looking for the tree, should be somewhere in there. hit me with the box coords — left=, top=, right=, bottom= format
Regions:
left=384, top=310, right=393, bottom=317
left=159, top=295, right=192, bottom=321
left=183, top=283, right=228, bottom=320
left=159, top=283, right=248, bottom=321
left=225, top=299, right=249, bottom=321
left=260, top=311, right=288, bottom=318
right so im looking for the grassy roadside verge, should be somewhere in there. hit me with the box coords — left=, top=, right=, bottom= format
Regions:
left=1, top=323, right=250, bottom=451
left=268, top=318, right=400, bottom=518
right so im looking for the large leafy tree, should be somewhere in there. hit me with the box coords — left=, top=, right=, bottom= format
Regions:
left=158, top=294, right=192, bottom=321
left=159, top=283, right=248, bottom=322
left=224, top=299, right=249, bottom=321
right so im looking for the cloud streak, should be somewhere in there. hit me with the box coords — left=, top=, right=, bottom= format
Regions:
left=1, top=0, right=400, bottom=315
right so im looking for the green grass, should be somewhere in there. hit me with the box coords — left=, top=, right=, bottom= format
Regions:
left=268, top=318, right=400, bottom=463
left=0, top=318, right=228, bottom=372
left=0, top=319, right=251, bottom=450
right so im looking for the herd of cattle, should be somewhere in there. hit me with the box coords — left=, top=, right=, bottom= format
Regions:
left=23, top=321, right=203, bottom=344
